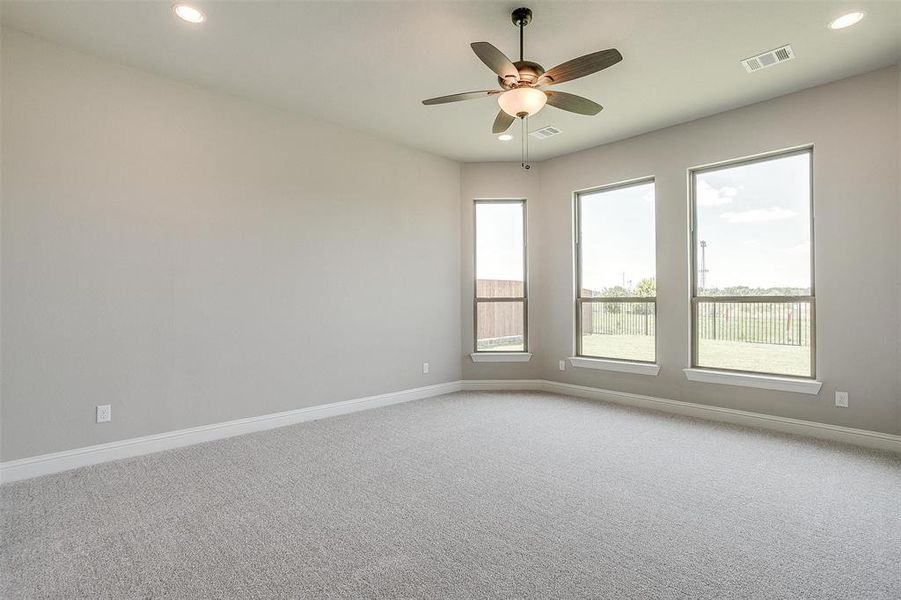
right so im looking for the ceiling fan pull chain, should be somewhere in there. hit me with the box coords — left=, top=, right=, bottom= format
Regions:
left=521, top=117, right=525, bottom=169
left=520, top=116, right=531, bottom=171
left=525, top=115, right=530, bottom=168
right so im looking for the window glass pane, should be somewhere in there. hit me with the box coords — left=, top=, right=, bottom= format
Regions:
left=580, top=301, right=656, bottom=362
left=476, top=301, right=524, bottom=352
left=579, top=181, right=655, bottom=298
left=695, top=300, right=812, bottom=377
left=578, top=181, right=655, bottom=361
left=692, top=150, right=814, bottom=378
left=476, top=202, right=524, bottom=298
left=695, top=152, right=811, bottom=296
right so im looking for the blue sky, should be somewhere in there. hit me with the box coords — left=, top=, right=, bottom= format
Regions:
left=475, top=202, right=524, bottom=283
left=695, top=152, right=811, bottom=290
left=476, top=151, right=811, bottom=293
left=580, top=182, right=655, bottom=291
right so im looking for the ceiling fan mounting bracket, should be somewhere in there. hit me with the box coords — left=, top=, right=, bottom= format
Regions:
left=511, top=7, right=532, bottom=28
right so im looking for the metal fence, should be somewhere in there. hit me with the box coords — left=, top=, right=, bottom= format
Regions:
left=580, top=300, right=656, bottom=336
left=578, top=295, right=812, bottom=349
left=477, top=279, right=812, bottom=349
left=695, top=299, right=812, bottom=347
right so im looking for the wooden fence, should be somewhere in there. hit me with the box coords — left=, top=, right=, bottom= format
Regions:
left=476, top=279, right=524, bottom=346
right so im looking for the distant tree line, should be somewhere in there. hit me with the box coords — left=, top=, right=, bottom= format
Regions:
left=582, top=280, right=809, bottom=316
left=697, top=286, right=810, bottom=297
left=584, top=278, right=656, bottom=314
left=586, top=278, right=656, bottom=299
left=586, top=280, right=809, bottom=298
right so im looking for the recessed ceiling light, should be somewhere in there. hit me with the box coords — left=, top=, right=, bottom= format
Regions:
left=829, top=11, right=865, bottom=30
left=173, top=3, right=206, bottom=24
left=497, top=134, right=513, bottom=142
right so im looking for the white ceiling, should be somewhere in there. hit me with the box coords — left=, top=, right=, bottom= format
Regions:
left=3, top=1, right=899, bottom=162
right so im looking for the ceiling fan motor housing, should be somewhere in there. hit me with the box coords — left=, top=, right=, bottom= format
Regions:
left=499, top=61, right=545, bottom=89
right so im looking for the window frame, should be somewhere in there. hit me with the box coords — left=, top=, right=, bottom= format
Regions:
left=473, top=198, right=528, bottom=354
left=574, top=176, right=657, bottom=364
left=689, top=145, right=816, bottom=379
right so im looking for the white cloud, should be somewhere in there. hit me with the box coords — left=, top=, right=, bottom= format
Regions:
left=720, top=207, right=797, bottom=223
left=697, top=180, right=738, bottom=206
left=781, top=241, right=810, bottom=255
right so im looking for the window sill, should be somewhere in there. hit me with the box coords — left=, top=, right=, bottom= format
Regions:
left=470, top=352, right=532, bottom=363
left=683, top=368, right=822, bottom=395
left=568, top=357, right=660, bottom=376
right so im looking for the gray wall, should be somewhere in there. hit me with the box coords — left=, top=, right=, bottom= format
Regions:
left=463, top=66, right=901, bottom=435
left=1, top=29, right=462, bottom=461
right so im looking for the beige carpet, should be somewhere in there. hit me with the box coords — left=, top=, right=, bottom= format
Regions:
left=2, top=391, right=900, bottom=599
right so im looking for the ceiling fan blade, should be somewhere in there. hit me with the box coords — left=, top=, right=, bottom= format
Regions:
left=422, top=90, right=501, bottom=105
left=538, top=49, right=623, bottom=86
left=544, top=91, right=603, bottom=115
left=471, top=42, right=519, bottom=82
left=492, top=110, right=515, bottom=134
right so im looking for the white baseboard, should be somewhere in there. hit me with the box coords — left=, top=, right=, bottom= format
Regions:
left=461, top=379, right=546, bottom=391
left=463, top=378, right=901, bottom=453
left=4, top=377, right=898, bottom=484
left=0, top=380, right=463, bottom=484
left=542, top=380, right=901, bottom=452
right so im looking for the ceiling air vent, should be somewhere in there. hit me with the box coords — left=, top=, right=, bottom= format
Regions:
left=530, top=126, right=561, bottom=140
left=741, top=44, right=794, bottom=73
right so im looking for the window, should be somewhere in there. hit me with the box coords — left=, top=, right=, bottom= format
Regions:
left=690, top=148, right=814, bottom=378
left=575, top=179, right=656, bottom=363
left=474, top=200, right=527, bottom=352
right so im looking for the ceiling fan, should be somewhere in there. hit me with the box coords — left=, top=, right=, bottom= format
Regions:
left=422, top=7, right=623, bottom=135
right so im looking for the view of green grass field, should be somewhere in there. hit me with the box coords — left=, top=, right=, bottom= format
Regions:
left=576, top=334, right=809, bottom=376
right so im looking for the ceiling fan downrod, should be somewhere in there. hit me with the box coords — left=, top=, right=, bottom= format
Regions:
left=513, top=7, right=533, bottom=170
left=512, top=7, right=532, bottom=62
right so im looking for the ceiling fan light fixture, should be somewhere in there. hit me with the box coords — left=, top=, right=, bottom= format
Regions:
left=498, top=87, right=547, bottom=118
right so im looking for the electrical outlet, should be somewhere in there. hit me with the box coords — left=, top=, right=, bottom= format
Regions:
left=559, top=360, right=566, bottom=371
left=96, top=404, right=112, bottom=423
left=422, top=362, right=430, bottom=375
left=835, top=391, right=849, bottom=408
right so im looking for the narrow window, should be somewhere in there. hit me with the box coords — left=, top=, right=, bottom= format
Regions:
left=690, top=148, right=815, bottom=377
left=575, top=179, right=656, bottom=363
left=474, top=200, right=527, bottom=352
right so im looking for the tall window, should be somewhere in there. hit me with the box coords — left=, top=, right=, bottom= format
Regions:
left=690, top=148, right=814, bottom=378
left=474, top=200, right=527, bottom=352
left=575, top=179, right=656, bottom=362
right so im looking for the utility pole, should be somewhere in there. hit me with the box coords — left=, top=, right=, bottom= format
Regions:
left=699, top=240, right=709, bottom=290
